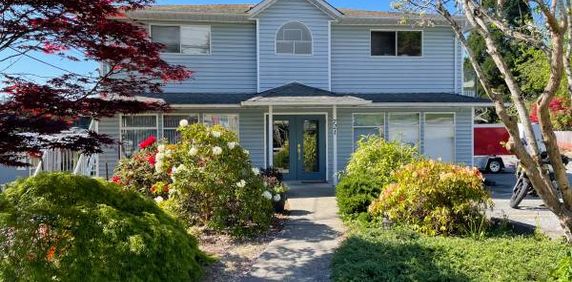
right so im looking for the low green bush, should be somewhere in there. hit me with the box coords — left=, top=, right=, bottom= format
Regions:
left=159, top=123, right=274, bottom=237
left=0, top=173, right=209, bottom=281
left=332, top=226, right=569, bottom=282
left=369, top=159, right=492, bottom=236
left=336, top=137, right=418, bottom=217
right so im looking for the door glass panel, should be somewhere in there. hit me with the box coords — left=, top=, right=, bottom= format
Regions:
left=303, top=120, right=319, bottom=173
left=273, top=120, right=290, bottom=174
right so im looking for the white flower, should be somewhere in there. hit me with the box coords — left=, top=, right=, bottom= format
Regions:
left=262, top=191, right=272, bottom=200
left=157, top=144, right=166, bottom=152
left=212, top=146, right=223, bottom=155
left=252, top=167, right=260, bottom=175
left=171, top=175, right=177, bottom=183
left=165, top=150, right=173, bottom=158
left=273, top=194, right=281, bottom=202
left=236, top=179, right=246, bottom=188
left=155, top=161, right=163, bottom=173
left=171, top=166, right=177, bottom=174
left=211, top=131, right=222, bottom=138
left=155, top=152, right=165, bottom=162
left=188, top=146, right=198, bottom=156
left=243, top=149, right=250, bottom=156
left=179, top=119, right=189, bottom=127
left=154, top=196, right=164, bottom=203
left=227, top=142, right=237, bottom=150
left=177, top=164, right=187, bottom=171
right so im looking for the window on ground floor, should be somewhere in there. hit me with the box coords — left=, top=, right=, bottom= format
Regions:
left=424, top=113, right=455, bottom=162
left=120, top=114, right=158, bottom=158
left=163, top=114, right=199, bottom=143
left=353, top=113, right=385, bottom=148
left=203, top=114, right=239, bottom=134
left=388, top=113, right=420, bottom=147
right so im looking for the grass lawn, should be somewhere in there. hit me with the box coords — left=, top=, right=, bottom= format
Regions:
left=332, top=223, right=571, bottom=282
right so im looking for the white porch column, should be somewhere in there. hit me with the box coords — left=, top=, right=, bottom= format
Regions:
left=268, top=105, right=273, bottom=168
left=332, top=105, right=338, bottom=185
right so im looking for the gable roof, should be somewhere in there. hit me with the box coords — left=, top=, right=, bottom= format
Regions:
left=247, top=0, right=343, bottom=19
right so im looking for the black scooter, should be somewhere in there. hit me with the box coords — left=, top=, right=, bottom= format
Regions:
left=510, top=153, right=569, bottom=208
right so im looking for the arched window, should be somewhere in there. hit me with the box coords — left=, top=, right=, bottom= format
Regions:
left=275, top=22, right=312, bottom=55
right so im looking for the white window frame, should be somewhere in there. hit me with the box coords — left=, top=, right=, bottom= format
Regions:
left=119, top=113, right=159, bottom=158
left=370, top=30, right=424, bottom=58
left=162, top=113, right=200, bottom=143
left=275, top=21, right=313, bottom=56
left=424, top=112, right=456, bottom=162
left=203, top=113, right=240, bottom=135
left=352, top=113, right=386, bottom=151
left=388, top=112, right=421, bottom=148
left=149, top=24, right=212, bottom=55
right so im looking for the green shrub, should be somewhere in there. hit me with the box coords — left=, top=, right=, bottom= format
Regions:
left=159, top=123, right=274, bottom=237
left=552, top=250, right=572, bottom=281
left=0, top=173, right=209, bottom=281
left=336, top=137, right=418, bottom=217
left=369, top=159, right=492, bottom=236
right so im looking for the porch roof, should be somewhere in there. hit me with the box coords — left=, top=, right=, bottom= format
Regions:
left=136, top=82, right=492, bottom=107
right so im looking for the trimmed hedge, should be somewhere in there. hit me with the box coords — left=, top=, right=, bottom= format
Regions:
left=0, top=173, right=209, bottom=281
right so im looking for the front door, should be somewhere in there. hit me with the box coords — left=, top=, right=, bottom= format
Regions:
left=271, top=115, right=326, bottom=181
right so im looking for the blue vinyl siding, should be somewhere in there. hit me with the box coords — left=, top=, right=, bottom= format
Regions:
left=156, top=22, right=257, bottom=93
left=257, top=0, right=331, bottom=91
left=331, top=25, right=461, bottom=94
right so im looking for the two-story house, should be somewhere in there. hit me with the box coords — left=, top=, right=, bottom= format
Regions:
left=96, top=0, right=490, bottom=184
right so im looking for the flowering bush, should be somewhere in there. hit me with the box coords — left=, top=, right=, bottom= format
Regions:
left=368, top=159, right=492, bottom=236
left=112, top=135, right=170, bottom=199
left=0, top=173, right=209, bottom=281
left=336, top=137, right=418, bottom=218
left=530, top=97, right=572, bottom=130
left=157, top=123, right=274, bottom=237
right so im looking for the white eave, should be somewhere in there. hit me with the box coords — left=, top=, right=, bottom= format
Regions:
left=241, top=96, right=372, bottom=106
left=248, top=0, right=343, bottom=19
left=124, top=11, right=252, bottom=23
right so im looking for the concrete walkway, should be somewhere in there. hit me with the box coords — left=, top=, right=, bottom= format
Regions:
left=245, top=183, right=345, bottom=281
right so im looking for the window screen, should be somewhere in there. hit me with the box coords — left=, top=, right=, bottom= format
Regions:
left=353, top=114, right=384, bottom=146
left=151, top=25, right=211, bottom=54
left=371, top=31, right=422, bottom=57
left=389, top=113, right=420, bottom=147
left=203, top=114, right=239, bottom=133
left=276, top=22, right=312, bottom=55
left=424, top=113, right=455, bottom=162
left=371, top=31, right=396, bottom=56
left=397, top=31, right=422, bottom=56
left=151, top=26, right=180, bottom=53
left=163, top=114, right=199, bottom=143
left=121, top=115, right=158, bottom=157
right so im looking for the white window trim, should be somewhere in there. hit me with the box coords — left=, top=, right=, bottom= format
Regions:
left=149, top=23, right=212, bottom=56
left=370, top=29, right=424, bottom=58
left=424, top=112, right=456, bottom=162
left=162, top=113, right=200, bottom=142
left=202, top=113, right=240, bottom=135
left=351, top=113, right=386, bottom=151
left=118, top=113, right=159, bottom=158
left=274, top=21, right=314, bottom=56
left=388, top=112, right=421, bottom=148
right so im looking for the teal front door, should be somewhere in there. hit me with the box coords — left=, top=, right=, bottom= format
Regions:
left=271, top=115, right=326, bottom=181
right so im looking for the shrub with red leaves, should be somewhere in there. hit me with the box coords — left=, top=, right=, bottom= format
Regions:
left=0, top=0, right=192, bottom=166
left=530, top=97, right=572, bottom=130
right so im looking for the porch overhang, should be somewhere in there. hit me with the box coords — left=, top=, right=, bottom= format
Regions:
left=241, top=95, right=372, bottom=106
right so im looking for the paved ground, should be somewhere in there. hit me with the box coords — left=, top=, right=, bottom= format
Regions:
left=244, top=183, right=344, bottom=282
left=485, top=163, right=572, bottom=238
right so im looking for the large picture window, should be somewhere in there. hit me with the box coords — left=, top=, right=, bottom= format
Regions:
left=150, top=25, right=211, bottom=55
left=424, top=113, right=455, bottom=162
left=353, top=113, right=384, bottom=146
left=203, top=114, right=239, bottom=133
left=276, top=22, right=312, bottom=55
left=371, top=31, right=422, bottom=57
left=388, top=113, right=420, bottom=147
left=120, top=115, right=158, bottom=157
left=163, top=114, right=199, bottom=143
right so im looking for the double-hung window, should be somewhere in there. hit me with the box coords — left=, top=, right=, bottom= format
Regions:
left=388, top=113, right=420, bottom=147
left=353, top=113, right=385, bottom=146
left=120, top=115, right=158, bottom=157
left=163, top=114, right=199, bottom=143
left=150, top=25, right=211, bottom=55
left=371, top=31, right=422, bottom=56
left=203, top=114, right=239, bottom=133
left=424, top=113, right=455, bottom=162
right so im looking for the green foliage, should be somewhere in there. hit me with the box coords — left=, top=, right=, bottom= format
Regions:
left=0, top=173, right=209, bottom=281
left=159, top=123, right=273, bottom=237
left=369, top=159, right=492, bottom=236
left=332, top=226, right=569, bottom=282
left=552, top=250, right=572, bottom=281
left=336, top=137, right=418, bottom=218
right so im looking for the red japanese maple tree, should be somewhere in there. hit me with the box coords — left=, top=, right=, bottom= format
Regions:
left=0, top=0, right=191, bottom=166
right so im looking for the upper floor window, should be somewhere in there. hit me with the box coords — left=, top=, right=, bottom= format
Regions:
left=150, top=25, right=211, bottom=55
left=276, top=22, right=312, bottom=55
left=371, top=31, right=422, bottom=57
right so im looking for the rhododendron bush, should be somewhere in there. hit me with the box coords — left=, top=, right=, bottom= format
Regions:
left=530, top=97, right=572, bottom=131
left=368, top=159, right=492, bottom=236
left=113, top=122, right=274, bottom=236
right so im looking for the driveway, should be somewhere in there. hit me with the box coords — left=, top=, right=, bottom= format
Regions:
left=485, top=164, right=572, bottom=238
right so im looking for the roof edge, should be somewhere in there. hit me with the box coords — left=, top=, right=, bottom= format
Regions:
left=247, top=0, right=343, bottom=19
